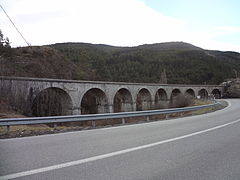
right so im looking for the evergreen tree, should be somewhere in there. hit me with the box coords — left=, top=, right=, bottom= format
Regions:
left=159, top=68, right=167, bottom=84
left=0, top=29, right=10, bottom=47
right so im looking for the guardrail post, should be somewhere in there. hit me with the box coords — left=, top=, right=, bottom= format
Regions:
left=92, top=120, right=96, bottom=127
left=212, top=104, right=217, bottom=111
left=6, top=125, right=10, bottom=134
left=53, top=123, right=57, bottom=129
left=146, top=116, right=150, bottom=121
left=190, top=111, right=194, bottom=116
left=165, top=114, right=169, bottom=120
left=121, top=118, right=125, bottom=124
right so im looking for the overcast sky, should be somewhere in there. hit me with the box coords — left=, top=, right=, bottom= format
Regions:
left=1, top=0, right=240, bottom=52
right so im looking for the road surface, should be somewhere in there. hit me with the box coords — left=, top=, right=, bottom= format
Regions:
left=1, top=99, right=240, bottom=180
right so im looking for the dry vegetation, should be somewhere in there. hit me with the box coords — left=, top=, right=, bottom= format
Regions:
left=0, top=99, right=225, bottom=139
left=0, top=46, right=76, bottom=79
left=1, top=41, right=240, bottom=84
left=0, top=98, right=26, bottom=119
left=170, top=94, right=194, bottom=108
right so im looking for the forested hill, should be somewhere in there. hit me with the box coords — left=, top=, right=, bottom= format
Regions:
left=50, top=42, right=240, bottom=84
left=1, top=42, right=240, bottom=85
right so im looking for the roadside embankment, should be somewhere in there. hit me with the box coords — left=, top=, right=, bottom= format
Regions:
left=0, top=99, right=227, bottom=139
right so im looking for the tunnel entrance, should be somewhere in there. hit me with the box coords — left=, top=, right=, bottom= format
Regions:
left=113, top=88, right=133, bottom=112
left=136, top=88, right=152, bottom=111
left=32, top=87, right=73, bottom=117
left=155, top=88, right=168, bottom=109
left=81, top=88, right=108, bottom=114
left=212, top=89, right=221, bottom=99
left=198, top=89, right=208, bottom=99
left=185, top=89, right=195, bottom=98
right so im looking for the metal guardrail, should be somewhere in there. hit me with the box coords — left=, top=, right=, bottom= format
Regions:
left=0, top=102, right=221, bottom=127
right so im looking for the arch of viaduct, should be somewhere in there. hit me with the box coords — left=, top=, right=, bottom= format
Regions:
left=0, top=77, right=224, bottom=117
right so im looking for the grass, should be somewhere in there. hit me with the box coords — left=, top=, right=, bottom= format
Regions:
left=0, top=100, right=226, bottom=139
left=0, top=124, right=86, bottom=138
left=192, top=99, right=212, bottom=106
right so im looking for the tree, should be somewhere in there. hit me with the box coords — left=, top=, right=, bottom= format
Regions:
left=233, top=69, right=238, bottom=79
left=0, top=29, right=11, bottom=55
left=0, top=29, right=10, bottom=47
left=159, top=68, right=167, bottom=84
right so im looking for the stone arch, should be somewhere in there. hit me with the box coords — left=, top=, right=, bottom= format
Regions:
left=170, top=89, right=182, bottom=108
left=198, top=89, right=208, bottom=99
left=113, top=88, right=133, bottom=112
left=81, top=88, right=108, bottom=114
left=212, top=89, right=221, bottom=99
left=185, top=88, right=195, bottom=98
left=136, top=88, right=152, bottom=111
left=155, top=88, right=168, bottom=109
left=170, top=89, right=181, bottom=99
left=32, top=87, right=73, bottom=117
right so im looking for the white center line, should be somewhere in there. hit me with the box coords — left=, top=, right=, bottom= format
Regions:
left=0, top=116, right=239, bottom=180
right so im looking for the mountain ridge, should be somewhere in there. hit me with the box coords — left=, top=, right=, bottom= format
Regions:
left=1, top=41, right=240, bottom=85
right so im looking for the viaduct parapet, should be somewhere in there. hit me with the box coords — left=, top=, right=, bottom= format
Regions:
left=0, top=76, right=224, bottom=117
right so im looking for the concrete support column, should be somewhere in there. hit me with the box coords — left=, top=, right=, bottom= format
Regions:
left=70, top=92, right=81, bottom=115
left=150, top=100, right=154, bottom=110
left=72, top=107, right=81, bottom=115
left=132, top=102, right=137, bottom=111
left=167, top=99, right=171, bottom=108
left=108, top=104, right=114, bottom=113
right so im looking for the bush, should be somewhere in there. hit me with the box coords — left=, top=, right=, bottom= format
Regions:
left=170, top=94, right=193, bottom=108
left=0, top=29, right=11, bottom=56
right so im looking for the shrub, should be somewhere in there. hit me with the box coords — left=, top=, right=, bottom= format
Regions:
left=170, top=94, right=193, bottom=108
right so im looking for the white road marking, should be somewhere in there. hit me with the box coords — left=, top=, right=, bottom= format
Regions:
left=0, top=115, right=239, bottom=180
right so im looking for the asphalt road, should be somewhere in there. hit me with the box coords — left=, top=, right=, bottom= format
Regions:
left=1, top=99, right=240, bottom=180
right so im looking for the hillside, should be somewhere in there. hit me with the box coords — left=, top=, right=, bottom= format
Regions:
left=50, top=42, right=240, bottom=84
left=0, top=46, right=76, bottom=79
left=1, top=42, right=240, bottom=85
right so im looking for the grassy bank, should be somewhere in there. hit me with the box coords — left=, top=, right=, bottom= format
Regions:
left=0, top=100, right=227, bottom=139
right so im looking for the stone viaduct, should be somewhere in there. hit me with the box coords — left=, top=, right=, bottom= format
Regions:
left=0, top=76, right=224, bottom=117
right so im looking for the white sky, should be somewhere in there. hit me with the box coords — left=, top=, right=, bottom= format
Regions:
left=1, top=0, right=240, bottom=52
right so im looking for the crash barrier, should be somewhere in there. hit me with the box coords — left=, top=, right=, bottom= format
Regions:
left=0, top=101, right=223, bottom=134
